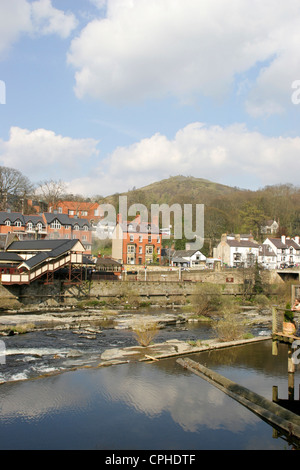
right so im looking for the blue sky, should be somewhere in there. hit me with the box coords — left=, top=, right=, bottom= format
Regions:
left=1, top=0, right=300, bottom=197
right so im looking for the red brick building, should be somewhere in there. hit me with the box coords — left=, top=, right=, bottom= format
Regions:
left=112, top=214, right=162, bottom=265
left=49, top=201, right=102, bottom=225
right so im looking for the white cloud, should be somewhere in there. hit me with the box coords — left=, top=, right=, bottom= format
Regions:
left=0, top=0, right=77, bottom=58
left=68, top=122, right=300, bottom=196
left=31, top=0, right=78, bottom=38
left=67, top=0, right=300, bottom=115
left=0, top=127, right=99, bottom=182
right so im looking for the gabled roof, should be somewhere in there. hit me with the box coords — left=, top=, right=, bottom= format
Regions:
left=0, top=211, right=24, bottom=225
left=285, top=238, right=300, bottom=250
left=0, top=211, right=44, bottom=226
left=173, top=250, right=202, bottom=258
left=265, top=238, right=286, bottom=249
left=15, top=239, right=85, bottom=270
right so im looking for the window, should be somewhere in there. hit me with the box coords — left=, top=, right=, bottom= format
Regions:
left=148, top=235, right=151, bottom=243
left=81, top=211, right=88, bottom=216
left=73, top=224, right=79, bottom=231
left=139, top=235, right=142, bottom=243
left=83, top=225, right=89, bottom=231
left=37, top=223, right=43, bottom=231
left=157, top=236, right=160, bottom=243
left=5, top=220, right=11, bottom=226
left=58, top=207, right=62, bottom=214
left=146, top=246, right=153, bottom=254
left=82, top=235, right=87, bottom=241
left=130, top=234, right=134, bottom=242
left=139, top=246, right=142, bottom=254
left=69, top=210, right=74, bottom=216
left=65, top=225, right=70, bottom=230
left=14, top=220, right=22, bottom=227
left=127, top=245, right=135, bottom=253
left=27, top=222, right=33, bottom=231
left=50, top=220, right=61, bottom=229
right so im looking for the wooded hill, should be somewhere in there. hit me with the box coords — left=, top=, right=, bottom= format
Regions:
left=99, top=175, right=300, bottom=245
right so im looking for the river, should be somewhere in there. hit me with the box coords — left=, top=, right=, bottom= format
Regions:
left=0, top=308, right=298, bottom=450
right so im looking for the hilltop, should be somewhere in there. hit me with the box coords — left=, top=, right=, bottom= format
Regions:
left=98, top=176, right=300, bottom=248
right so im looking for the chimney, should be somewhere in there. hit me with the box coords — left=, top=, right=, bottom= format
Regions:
left=235, top=234, right=241, bottom=242
left=221, top=233, right=227, bottom=242
left=281, top=235, right=286, bottom=244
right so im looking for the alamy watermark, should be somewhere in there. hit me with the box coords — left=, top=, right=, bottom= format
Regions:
left=96, top=195, right=204, bottom=250
left=0, top=80, right=6, bottom=104
left=0, top=340, right=6, bottom=365
left=292, top=340, right=300, bottom=365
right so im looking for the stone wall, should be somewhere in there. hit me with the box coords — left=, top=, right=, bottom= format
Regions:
left=0, top=268, right=285, bottom=309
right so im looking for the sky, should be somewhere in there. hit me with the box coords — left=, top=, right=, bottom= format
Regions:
left=1, top=0, right=300, bottom=197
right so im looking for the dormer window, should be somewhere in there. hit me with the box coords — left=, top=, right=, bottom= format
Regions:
left=74, top=224, right=79, bottom=231
left=27, top=222, right=33, bottom=231
left=50, top=220, right=61, bottom=229
left=5, top=220, right=11, bottom=226
left=14, top=220, right=21, bottom=227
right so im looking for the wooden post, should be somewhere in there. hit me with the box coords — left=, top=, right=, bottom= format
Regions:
left=272, top=385, right=278, bottom=403
left=272, top=306, right=278, bottom=356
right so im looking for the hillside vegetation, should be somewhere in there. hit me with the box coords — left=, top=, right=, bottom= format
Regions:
left=99, top=176, right=300, bottom=248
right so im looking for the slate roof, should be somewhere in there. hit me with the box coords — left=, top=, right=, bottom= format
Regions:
left=96, top=257, right=122, bottom=267
left=13, top=239, right=84, bottom=270
left=226, top=239, right=259, bottom=248
left=0, top=211, right=45, bottom=226
left=43, top=213, right=90, bottom=228
left=6, top=239, right=78, bottom=252
left=0, top=252, right=23, bottom=262
left=173, top=250, right=201, bottom=258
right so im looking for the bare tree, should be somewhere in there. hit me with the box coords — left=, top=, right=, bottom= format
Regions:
left=0, top=166, right=34, bottom=211
left=36, top=179, right=67, bottom=210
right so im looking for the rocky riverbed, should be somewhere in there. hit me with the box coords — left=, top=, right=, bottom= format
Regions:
left=0, top=304, right=273, bottom=381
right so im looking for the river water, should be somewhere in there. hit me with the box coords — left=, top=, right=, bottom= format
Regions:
left=0, top=309, right=299, bottom=450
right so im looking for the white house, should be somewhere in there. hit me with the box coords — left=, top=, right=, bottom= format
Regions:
left=171, top=249, right=206, bottom=268
left=260, top=220, right=279, bottom=235
left=263, top=236, right=300, bottom=267
left=258, top=244, right=277, bottom=270
left=213, top=234, right=259, bottom=268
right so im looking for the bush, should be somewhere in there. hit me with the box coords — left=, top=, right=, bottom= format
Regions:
left=254, top=294, right=270, bottom=307
left=213, top=312, right=247, bottom=342
left=192, top=283, right=222, bottom=317
left=131, top=320, right=159, bottom=347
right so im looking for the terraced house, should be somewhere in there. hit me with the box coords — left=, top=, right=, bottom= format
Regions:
left=0, top=211, right=92, bottom=254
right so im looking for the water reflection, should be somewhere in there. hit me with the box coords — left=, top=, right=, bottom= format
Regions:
left=0, top=340, right=298, bottom=449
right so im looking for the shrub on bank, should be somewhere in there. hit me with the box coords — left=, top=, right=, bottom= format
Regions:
left=213, top=312, right=247, bottom=342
